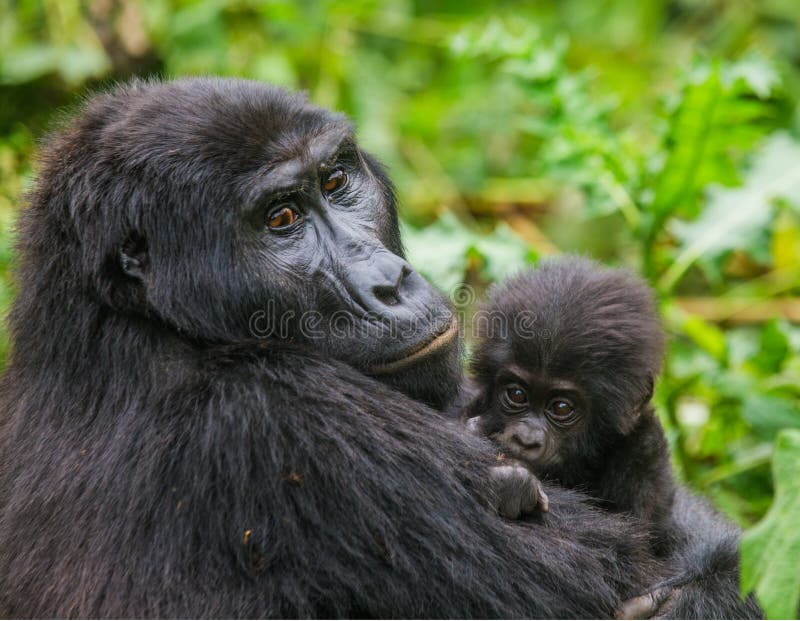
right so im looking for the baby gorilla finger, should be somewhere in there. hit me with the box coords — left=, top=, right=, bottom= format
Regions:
left=615, top=586, right=675, bottom=619
left=489, top=464, right=548, bottom=519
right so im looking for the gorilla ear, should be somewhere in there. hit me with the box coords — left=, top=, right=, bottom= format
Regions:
left=623, top=375, right=656, bottom=431
left=119, top=233, right=148, bottom=281
left=642, top=375, right=655, bottom=405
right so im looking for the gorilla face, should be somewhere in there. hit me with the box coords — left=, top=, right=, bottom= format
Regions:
left=68, top=79, right=459, bottom=405
left=233, top=127, right=457, bottom=372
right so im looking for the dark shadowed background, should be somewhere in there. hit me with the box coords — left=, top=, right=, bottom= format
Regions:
left=1, top=1, right=799, bottom=616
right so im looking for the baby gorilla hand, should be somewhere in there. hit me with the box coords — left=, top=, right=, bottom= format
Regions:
left=616, top=586, right=677, bottom=619
left=489, top=461, right=549, bottom=519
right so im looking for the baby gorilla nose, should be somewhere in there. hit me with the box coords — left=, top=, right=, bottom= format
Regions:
left=511, top=425, right=546, bottom=455
left=511, top=425, right=544, bottom=449
left=516, top=436, right=542, bottom=450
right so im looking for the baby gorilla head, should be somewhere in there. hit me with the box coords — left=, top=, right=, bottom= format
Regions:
left=467, top=256, right=664, bottom=486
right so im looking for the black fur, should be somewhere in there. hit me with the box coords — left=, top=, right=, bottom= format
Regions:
left=463, top=257, right=761, bottom=618
left=0, top=78, right=665, bottom=618
left=466, top=258, right=675, bottom=543
left=657, top=489, right=762, bottom=618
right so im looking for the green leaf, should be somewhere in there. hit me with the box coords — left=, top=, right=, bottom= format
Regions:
left=648, top=65, right=728, bottom=222
left=742, top=394, right=800, bottom=436
left=0, top=44, right=108, bottom=85
left=722, top=54, right=780, bottom=99
left=683, top=315, right=728, bottom=363
left=771, top=209, right=800, bottom=271
left=662, top=133, right=800, bottom=290
left=402, top=214, right=535, bottom=293
left=0, top=44, right=61, bottom=84
left=472, top=222, right=537, bottom=283
left=741, top=430, right=800, bottom=619
left=749, top=320, right=791, bottom=375
left=402, top=214, right=473, bottom=293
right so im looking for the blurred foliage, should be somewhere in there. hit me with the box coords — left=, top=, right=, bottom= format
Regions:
left=1, top=0, right=799, bottom=616
left=741, top=429, right=800, bottom=619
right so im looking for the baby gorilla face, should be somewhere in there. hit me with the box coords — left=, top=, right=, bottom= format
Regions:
left=479, top=364, right=588, bottom=469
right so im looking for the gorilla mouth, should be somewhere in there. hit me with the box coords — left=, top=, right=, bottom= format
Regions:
left=368, top=317, right=459, bottom=376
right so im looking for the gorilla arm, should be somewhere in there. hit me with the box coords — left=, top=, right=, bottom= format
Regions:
left=191, top=343, right=660, bottom=617
left=618, top=489, right=762, bottom=619
left=144, top=341, right=658, bottom=618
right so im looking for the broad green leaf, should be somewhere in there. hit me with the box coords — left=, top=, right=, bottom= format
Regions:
left=402, top=214, right=473, bottom=293
left=741, top=430, right=800, bottom=619
left=0, top=44, right=57, bottom=83
left=0, top=44, right=107, bottom=85
left=722, top=54, right=780, bottom=99
left=403, top=214, right=534, bottom=294
left=645, top=58, right=780, bottom=257
left=662, top=133, right=800, bottom=290
left=683, top=315, right=728, bottom=363
left=742, top=394, right=800, bottom=436
left=749, top=320, right=791, bottom=375
left=662, top=302, right=727, bottom=363
left=648, top=65, right=728, bottom=222
left=472, top=222, right=537, bottom=283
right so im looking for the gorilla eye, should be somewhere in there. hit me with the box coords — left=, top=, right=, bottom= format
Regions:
left=322, top=168, right=347, bottom=194
left=546, top=398, right=576, bottom=423
left=501, top=384, right=528, bottom=410
left=267, top=206, right=299, bottom=230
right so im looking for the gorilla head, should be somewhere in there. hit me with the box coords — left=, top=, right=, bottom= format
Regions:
left=467, top=257, right=665, bottom=477
left=27, top=78, right=459, bottom=407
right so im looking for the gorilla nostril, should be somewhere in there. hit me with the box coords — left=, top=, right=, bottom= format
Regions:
left=373, top=285, right=400, bottom=306
left=372, top=265, right=409, bottom=307
left=513, top=434, right=542, bottom=451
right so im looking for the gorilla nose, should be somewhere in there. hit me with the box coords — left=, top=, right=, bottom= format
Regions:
left=512, top=428, right=545, bottom=452
left=371, top=265, right=410, bottom=307
left=349, top=250, right=426, bottom=316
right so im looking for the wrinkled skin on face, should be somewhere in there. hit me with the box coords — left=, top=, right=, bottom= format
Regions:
left=471, top=364, right=591, bottom=479
left=82, top=80, right=460, bottom=408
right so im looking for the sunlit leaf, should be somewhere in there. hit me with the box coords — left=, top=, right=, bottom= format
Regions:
left=722, top=54, right=780, bottom=99
left=741, top=430, right=800, bottom=619
left=0, top=45, right=58, bottom=84
left=683, top=315, right=729, bottom=363
left=771, top=209, right=800, bottom=271
left=402, top=214, right=473, bottom=293
left=403, top=214, right=534, bottom=294
left=663, top=133, right=800, bottom=289
left=471, top=222, right=537, bottom=283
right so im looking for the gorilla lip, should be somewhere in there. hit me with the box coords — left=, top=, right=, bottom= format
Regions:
left=368, top=317, right=459, bottom=375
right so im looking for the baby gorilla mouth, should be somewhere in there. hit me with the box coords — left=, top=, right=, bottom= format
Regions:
left=368, top=316, right=459, bottom=375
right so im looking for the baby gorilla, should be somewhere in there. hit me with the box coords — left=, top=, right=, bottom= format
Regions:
left=465, top=256, right=675, bottom=547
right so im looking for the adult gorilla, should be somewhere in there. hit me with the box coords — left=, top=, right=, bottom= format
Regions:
left=2, top=78, right=672, bottom=617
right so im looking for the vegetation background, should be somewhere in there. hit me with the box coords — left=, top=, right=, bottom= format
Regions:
left=1, top=0, right=799, bottom=616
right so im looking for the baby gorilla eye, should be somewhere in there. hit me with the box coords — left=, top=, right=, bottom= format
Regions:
left=546, top=398, right=576, bottom=424
left=322, top=168, right=347, bottom=193
left=267, top=205, right=299, bottom=230
left=501, top=384, right=528, bottom=411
